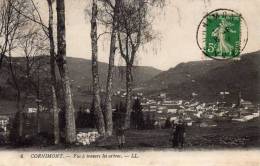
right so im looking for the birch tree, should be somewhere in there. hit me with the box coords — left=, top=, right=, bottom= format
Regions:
left=56, top=0, right=76, bottom=144
left=90, top=0, right=106, bottom=135
left=88, top=0, right=120, bottom=136
left=103, top=0, right=120, bottom=136
left=47, top=0, right=60, bottom=145
left=117, top=0, right=164, bottom=128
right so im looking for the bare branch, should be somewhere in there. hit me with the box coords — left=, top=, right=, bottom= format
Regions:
left=117, top=32, right=126, bottom=60
left=9, top=0, right=49, bottom=36
left=97, top=31, right=111, bottom=40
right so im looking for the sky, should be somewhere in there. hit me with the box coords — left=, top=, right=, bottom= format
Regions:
left=37, top=0, right=260, bottom=70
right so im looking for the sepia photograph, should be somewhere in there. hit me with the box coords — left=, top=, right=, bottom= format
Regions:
left=0, top=0, right=260, bottom=165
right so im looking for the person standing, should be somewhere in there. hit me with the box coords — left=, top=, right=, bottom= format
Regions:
left=178, top=121, right=186, bottom=148
left=171, top=121, right=186, bottom=148
left=116, top=125, right=125, bottom=149
left=170, top=123, right=178, bottom=148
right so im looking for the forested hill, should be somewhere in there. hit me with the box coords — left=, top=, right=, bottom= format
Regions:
left=143, top=51, right=260, bottom=102
left=0, top=56, right=162, bottom=112
left=65, top=57, right=162, bottom=90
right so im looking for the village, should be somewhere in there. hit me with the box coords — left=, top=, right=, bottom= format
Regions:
left=114, top=90, right=260, bottom=129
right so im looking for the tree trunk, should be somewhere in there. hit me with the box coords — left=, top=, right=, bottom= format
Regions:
left=51, top=85, right=59, bottom=144
left=104, top=32, right=116, bottom=135
left=36, top=73, right=40, bottom=134
left=91, top=0, right=105, bottom=135
left=124, top=63, right=133, bottom=129
left=47, top=0, right=60, bottom=145
left=8, top=54, right=23, bottom=138
left=0, top=54, right=4, bottom=70
left=56, top=0, right=76, bottom=144
left=17, top=93, right=23, bottom=138
left=104, top=0, right=120, bottom=136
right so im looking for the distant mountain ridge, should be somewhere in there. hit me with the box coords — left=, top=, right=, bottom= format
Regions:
left=65, top=57, right=162, bottom=90
left=1, top=51, right=260, bottom=108
left=143, top=51, right=260, bottom=102
left=0, top=56, right=162, bottom=103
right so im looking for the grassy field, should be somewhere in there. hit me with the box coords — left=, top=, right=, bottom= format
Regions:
left=94, top=119, right=260, bottom=150
left=0, top=118, right=259, bottom=151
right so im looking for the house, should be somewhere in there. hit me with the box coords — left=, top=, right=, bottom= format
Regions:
left=150, top=105, right=157, bottom=109
left=157, top=106, right=167, bottom=111
left=199, top=121, right=217, bottom=127
left=28, top=108, right=37, bottom=113
left=240, top=99, right=255, bottom=110
left=162, top=100, right=176, bottom=106
left=159, top=93, right=166, bottom=98
left=170, top=117, right=178, bottom=122
left=187, top=121, right=193, bottom=126
left=0, top=115, right=10, bottom=132
left=167, top=109, right=177, bottom=114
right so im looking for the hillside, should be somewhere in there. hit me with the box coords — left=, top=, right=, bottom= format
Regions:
left=66, top=57, right=162, bottom=90
left=66, top=57, right=162, bottom=105
left=0, top=56, right=162, bottom=109
left=143, top=51, right=260, bottom=102
left=2, top=51, right=260, bottom=109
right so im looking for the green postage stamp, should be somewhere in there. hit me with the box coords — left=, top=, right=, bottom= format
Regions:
left=205, top=14, right=241, bottom=58
left=197, top=9, right=248, bottom=60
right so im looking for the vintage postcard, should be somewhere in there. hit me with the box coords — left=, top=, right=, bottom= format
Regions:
left=0, top=0, right=260, bottom=165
